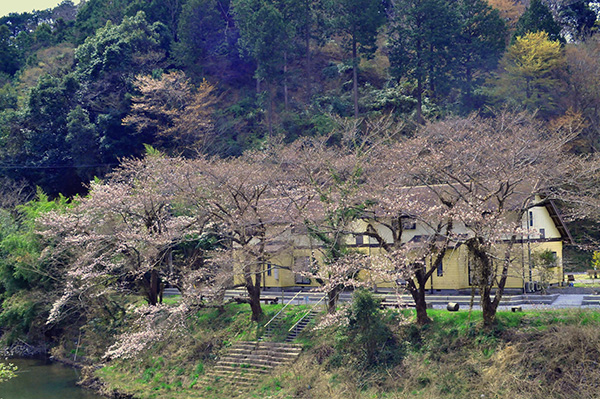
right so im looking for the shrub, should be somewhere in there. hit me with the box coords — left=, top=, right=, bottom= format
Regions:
left=336, top=289, right=402, bottom=370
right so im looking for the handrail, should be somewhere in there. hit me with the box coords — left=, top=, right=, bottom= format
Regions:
left=264, top=291, right=303, bottom=328
left=288, top=294, right=326, bottom=332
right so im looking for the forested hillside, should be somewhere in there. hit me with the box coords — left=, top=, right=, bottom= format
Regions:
left=1, top=2, right=600, bottom=395
left=0, top=0, right=599, bottom=196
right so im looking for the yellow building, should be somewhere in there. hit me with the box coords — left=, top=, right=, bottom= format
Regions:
left=240, top=196, right=572, bottom=293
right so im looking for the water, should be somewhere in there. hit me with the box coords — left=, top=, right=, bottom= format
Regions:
left=0, top=358, right=105, bottom=399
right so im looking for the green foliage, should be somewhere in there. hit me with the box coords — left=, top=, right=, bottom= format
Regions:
left=0, top=362, right=17, bottom=383
left=513, top=0, right=563, bottom=43
left=75, top=11, right=169, bottom=80
left=233, top=0, right=289, bottom=81
left=0, top=292, right=39, bottom=343
left=73, top=0, right=134, bottom=43
left=453, top=0, right=507, bottom=112
left=0, top=189, right=70, bottom=343
left=389, top=0, right=460, bottom=121
left=334, top=0, right=386, bottom=116
left=557, top=0, right=596, bottom=41
left=0, top=25, right=22, bottom=76
left=0, top=82, right=17, bottom=111
left=174, top=0, right=236, bottom=75
left=390, top=0, right=507, bottom=117
left=334, top=0, right=386, bottom=58
left=335, top=290, right=401, bottom=370
left=492, top=31, right=565, bottom=117
left=66, top=105, right=100, bottom=183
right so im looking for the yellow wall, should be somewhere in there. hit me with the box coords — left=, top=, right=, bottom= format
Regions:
left=234, top=199, right=566, bottom=290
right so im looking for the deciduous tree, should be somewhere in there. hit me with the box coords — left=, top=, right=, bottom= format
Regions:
left=492, top=31, right=566, bottom=117
left=184, top=151, right=289, bottom=321
left=564, top=39, right=600, bottom=150
left=123, top=71, right=217, bottom=155
left=399, top=112, right=598, bottom=327
left=40, top=153, right=207, bottom=326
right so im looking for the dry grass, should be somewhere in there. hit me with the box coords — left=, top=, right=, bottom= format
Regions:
left=253, top=310, right=600, bottom=399
left=484, top=325, right=600, bottom=399
left=93, top=306, right=600, bottom=399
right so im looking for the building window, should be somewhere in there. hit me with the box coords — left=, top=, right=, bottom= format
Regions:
left=402, top=218, right=416, bottom=230
left=468, top=259, right=474, bottom=286
left=294, top=256, right=312, bottom=284
left=356, top=235, right=364, bottom=245
left=539, top=228, right=545, bottom=239
left=437, top=261, right=443, bottom=277
left=266, top=263, right=272, bottom=276
left=529, top=211, right=534, bottom=227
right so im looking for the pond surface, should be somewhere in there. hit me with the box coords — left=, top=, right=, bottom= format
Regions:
left=1, top=358, right=105, bottom=399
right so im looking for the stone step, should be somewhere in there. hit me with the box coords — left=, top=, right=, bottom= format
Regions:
left=225, top=346, right=302, bottom=356
left=216, top=358, right=287, bottom=368
left=163, top=287, right=181, bottom=296
left=224, top=352, right=301, bottom=360
left=206, top=373, right=262, bottom=384
left=582, top=295, right=600, bottom=305
left=227, top=352, right=298, bottom=361
left=205, top=341, right=303, bottom=389
left=208, top=366, right=267, bottom=375
left=217, top=355, right=298, bottom=365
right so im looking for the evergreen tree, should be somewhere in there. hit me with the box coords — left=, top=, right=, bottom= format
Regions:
left=175, top=0, right=241, bottom=80
left=557, top=0, right=596, bottom=41
left=0, top=26, right=22, bottom=76
left=454, top=0, right=507, bottom=112
left=233, top=0, right=289, bottom=134
left=513, top=0, right=562, bottom=42
left=334, top=0, right=386, bottom=118
left=389, top=0, right=459, bottom=123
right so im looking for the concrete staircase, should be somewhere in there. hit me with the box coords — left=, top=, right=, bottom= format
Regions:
left=285, top=308, right=320, bottom=342
left=203, top=341, right=303, bottom=389
left=582, top=295, right=600, bottom=306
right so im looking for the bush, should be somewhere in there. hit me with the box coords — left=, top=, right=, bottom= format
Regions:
left=336, top=289, right=402, bottom=370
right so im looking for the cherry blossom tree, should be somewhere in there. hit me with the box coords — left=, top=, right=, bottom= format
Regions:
left=275, top=118, right=403, bottom=313
left=40, top=152, right=208, bottom=326
left=395, top=112, right=599, bottom=327
left=183, top=150, right=291, bottom=322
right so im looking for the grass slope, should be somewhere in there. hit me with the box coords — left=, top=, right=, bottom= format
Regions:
left=93, top=303, right=600, bottom=399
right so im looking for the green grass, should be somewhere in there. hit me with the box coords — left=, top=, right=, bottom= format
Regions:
left=95, top=302, right=600, bottom=399
left=161, top=295, right=182, bottom=305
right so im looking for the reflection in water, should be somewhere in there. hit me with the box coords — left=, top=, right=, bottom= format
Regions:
left=0, top=358, right=104, bottom=399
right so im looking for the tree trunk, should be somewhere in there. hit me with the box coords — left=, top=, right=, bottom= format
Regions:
left=484, top=237, right=517, bottom=327
left=256, top=61, right=262, bottom=94
left=481, top=286, right=496, bottom=328
left=245, top=267, right=263, bottom=322
left=327, top=285, right=341, bottom=313
left=467, top=237, right=504, bottom=328
left=144, top=269, right=161, bottom=306
left=407, top=274, right=431, bottom=325
left=284, top=52, right=289, bottom=111
left=416, top=76, right=424, bottom=124
left=464, top=65, right=473, bottom=109
left=352, top=36, right=359, bottom=118
left=305, top=23, right=311, bottom=103
left=267, top=84, right=273, bottom=136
